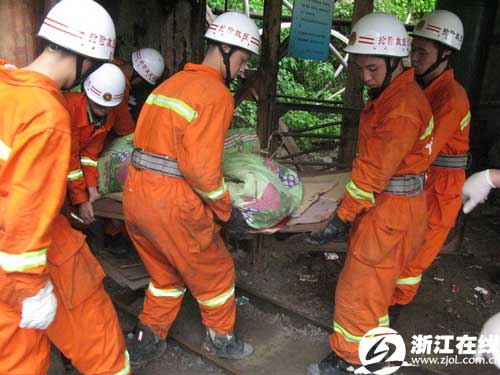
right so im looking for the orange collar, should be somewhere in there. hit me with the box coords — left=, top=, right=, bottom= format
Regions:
left=0, top=66, right=62, bottom=99
left=424, top=69, right=454, bottom=92
left=368, top=68, right=416, bottom=110
left=183, top=63, right=224, bottom=83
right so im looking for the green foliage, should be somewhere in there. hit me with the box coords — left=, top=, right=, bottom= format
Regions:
left=375, top=0, right=436, bottom=22
left=206, top=0, right=435, bottom=148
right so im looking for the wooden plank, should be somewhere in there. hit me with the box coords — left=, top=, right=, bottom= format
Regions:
left=97, top=254, right=149, bottom=290
left=93, top=197, right=124, bottom=220
left=278, top=119, right=313, bottom=172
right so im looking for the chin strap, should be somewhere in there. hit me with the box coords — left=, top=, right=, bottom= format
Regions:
left=415, top=44, right=450, bottom=88
left=218, top=45, right=235, bottom=88
left=67, top=56, right=104, bottom=90
left=86, top=102, right=106, bottom=128
left=369, top=57, right=401, bottom=99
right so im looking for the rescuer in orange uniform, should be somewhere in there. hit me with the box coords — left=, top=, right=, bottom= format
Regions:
left=123, top=12, right=259, bottom=369
left=65, top=63, right=126, bottom=224
left=306, top=13, right=434, bottom=374
left=391, top=10, right=471, bottom=307
left=0, top=1, right=130, bottom=374
left=104, top=49, right=166, bottom=255
left=70, top=48, right=165, bottom=137
left=112, top=48, right=165, bottom=128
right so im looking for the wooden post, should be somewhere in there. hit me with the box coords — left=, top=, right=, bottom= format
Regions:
left=190, top=0, right=207, bottom=64
left=256, top=0, right=282, bottom=150
left=0, top=0, right=38, bottom=67
left=339, top=0, right=374, bottom=164
left=161, top=0, right=205, bottom=76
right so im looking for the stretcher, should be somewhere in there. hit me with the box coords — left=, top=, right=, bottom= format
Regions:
left=92, top=170, right=351, bottom=233
left=89, top=170, right=351, bottom=290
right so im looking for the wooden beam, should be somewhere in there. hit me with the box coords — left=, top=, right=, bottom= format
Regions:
left=256, top=1, right=282, bottom=150
left=234, top=37, right=289, bottom=108
left=276, top=102, right=360, bottom=117
left=212, top=8, right=354, bottom=27
left=190, top=0, right=207, bottom=64
left=158, top=0, right=209, bottom=76
left=338, top=0, right=374, bottom=164
left=0, top=0, right=38, bottom=66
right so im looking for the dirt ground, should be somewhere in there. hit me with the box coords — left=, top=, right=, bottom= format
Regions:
left=235, top=209, right=500, bottom=374
left=60, top=208, right=500, bottom=375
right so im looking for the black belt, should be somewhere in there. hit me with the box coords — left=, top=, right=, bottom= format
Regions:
left=131, top=148, right=184, bottom=178
left=384, top=173, right=426, bottom=196
left=431, top=153, right=470, bottom=169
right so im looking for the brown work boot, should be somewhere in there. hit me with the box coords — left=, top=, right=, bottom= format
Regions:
left=202, top=327, right=253, bottom=360
left=127, top=322, right=167, bottom=370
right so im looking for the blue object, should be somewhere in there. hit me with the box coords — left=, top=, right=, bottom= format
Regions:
left=289, top=0, right=336, bottom=61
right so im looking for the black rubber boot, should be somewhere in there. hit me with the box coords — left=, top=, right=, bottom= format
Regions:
left=105, top=234, right=132, bottom=258
left=491, top=268, right=500, bottom=285
left=307, top=352, right=360, bottom=375
left=388, top=304, right=404, bottom=325
left=127, top=322, right=167, bottom=370
left=202, top=328, right=254, bottom=360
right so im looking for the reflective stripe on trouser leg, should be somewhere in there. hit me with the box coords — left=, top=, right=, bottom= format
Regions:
left=147, top=282, right=186, bottom=298
left=330, top=194, right=426, bottom=365
left=113, top=350, right=130, bottom=375
left=393, top=224, right=452, bottom=305
left=197, top=284, right=235, bottom=307
left=197, top=283, right=237, bottom=335
left=333, top=314, right=390, bottom=344
left=393, top=185, right=462, bottom=305
left=122, top=171, right=237, bottom=336
left=188, top=239, right=237, bottom=335
left=331, top=256, right=403, bottom=365
left=47, top=282, right=129, bottom=375
left=123, top=215, right=187, bottom=339
left=396, top=275, right=422, bottom=286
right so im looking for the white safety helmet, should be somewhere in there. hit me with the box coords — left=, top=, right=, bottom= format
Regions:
left=84, top=63, right=125, bottom=107
left=478, top=312, right=500, bottom=369
left=344, top=12, right=409, bottom=57
left=38, top=0, right=116, bottom=60
left=131, top=48, right=165, bottom=85
left=205, top=12, right=261, bottom=56
left=412, top=10, right=464, bottom=51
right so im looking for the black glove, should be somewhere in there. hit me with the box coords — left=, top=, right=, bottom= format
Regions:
left=304, top=214, right=350, bottom=246
left=214, top=208, right=250, bottom=240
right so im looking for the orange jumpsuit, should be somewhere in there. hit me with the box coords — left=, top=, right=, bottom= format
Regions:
left=103, top=60, right=136, bottom=237
left=65, top=92, right=117, bottom=205
left=123, top=63, right=235, bottom=339
left=0, top=64, right=129, bottom=375
left=331, top=69, right=433, bottom=364
left=392, top=69, right=470, bottom=305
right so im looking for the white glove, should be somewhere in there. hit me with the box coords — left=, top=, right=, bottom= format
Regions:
left=19, top=280, right=58, bottom=330
left=462, top=169, right=495, bottom=214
